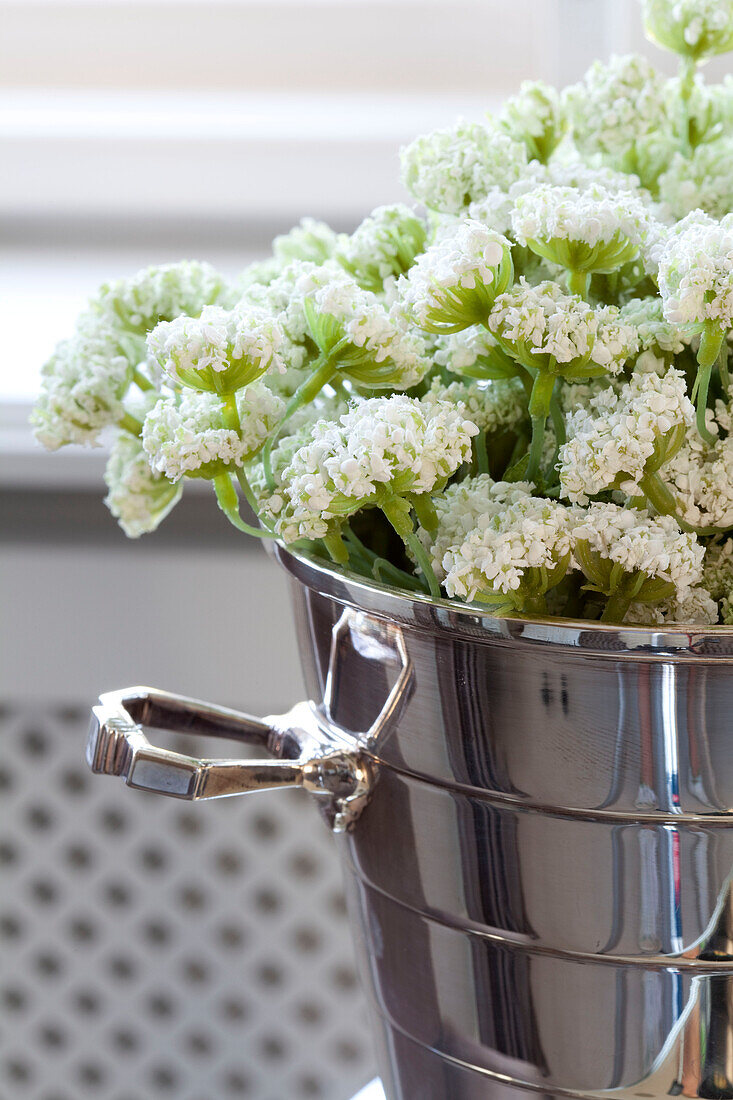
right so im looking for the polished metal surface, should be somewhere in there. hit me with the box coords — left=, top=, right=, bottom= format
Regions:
left=89, top=546, right=733, bottom=1099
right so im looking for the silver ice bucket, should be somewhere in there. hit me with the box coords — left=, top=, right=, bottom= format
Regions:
left=87, top=545, right=733, bottom=1100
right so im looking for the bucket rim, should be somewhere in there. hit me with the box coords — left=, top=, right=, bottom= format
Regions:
left=271, top=542, right=733, bottom=658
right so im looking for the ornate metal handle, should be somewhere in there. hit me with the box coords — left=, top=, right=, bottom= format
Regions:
left=87, top=687, right=375, bottom=831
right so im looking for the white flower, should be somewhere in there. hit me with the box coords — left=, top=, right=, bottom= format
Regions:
left=643, top=0, right=733, bottom=58
left=418, top=475, right=535, bottom=581
left=563, top=55, right=675, bottom=186
left=703, top=537, right=733, bottom=600
left=510, top=183, right=653, bottom=269
left=626, top=587, right=719, bottom=625
left=147, top=305, right=285, bottom=393
left=559, top=367, right=694, bottom=503
left=104, top=431, right=182, bottom=538
left=273, top=217, right=344, bottom=265
left=275, top=395, right=478, bottom=542
left=337, top=204, right=427, bottom=292
left=142, top=383, right=284, bottom=482
left=441, top=495, right=574, bottom=605
left=572, top=502, right=704, bottom=595
left=619, top=297, right=688, bottom=355
left=306, top=272, right=430, bottom=387
left=496, top=80, right=562, bottom=162
left=32, top=315, right=135, bottom=450
left=659, top=139, right=733, bottom=220
left=99, top=261, right=225, bottom=333
left=400, top=120, right=528, bottom=215
left=399, top=220, right=513, bottom=333
left=424, top=376, right=527, bottom=436
left=433, top=326, right=517, bottom=380
left=466, top=188, right=517, bottom=236
left=662, top=405, right=733, bottom=528
left=658, top=210, right=733, bottom=327
left=488, top=279, right=639, bottom=374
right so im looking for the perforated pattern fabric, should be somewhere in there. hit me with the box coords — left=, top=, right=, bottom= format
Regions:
left=0, top=703, right=374, bottom=1100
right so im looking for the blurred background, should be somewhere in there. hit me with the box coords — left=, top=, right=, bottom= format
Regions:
left=0, top=2, right=719, bottom=1098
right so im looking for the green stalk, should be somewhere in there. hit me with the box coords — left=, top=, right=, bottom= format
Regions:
left=526, top=372, right=556, bottom=484
left=322, top=529, right=349, bottom=565
left=132, top=368, right=154, bottom=392
left=474, top=429, right=490, bottom=475
left=213, top=473, right=278, bottom=539
left=692, top=325, right=725, bottom=444
left=261, top=352, right=339, bottom=491
left=679, top=55, right=697, bottom=155
left=381, top=499, right=441, bottom=600
left=118, top=412, right=143, bottom=437
left=567, top=270, right=591, bottom=300
left=221, top=393, right=274, bottom=531
left=639, top=471, right=721, bottom=536
left=410, top=493, right=439, bottom=535
left=601, top=589, right=633, bottom=624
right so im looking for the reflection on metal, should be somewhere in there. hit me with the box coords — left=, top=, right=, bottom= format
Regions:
left=89, top=546, right=733, bottom=1098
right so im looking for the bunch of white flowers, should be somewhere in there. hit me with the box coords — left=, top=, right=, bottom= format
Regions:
left=32, top=0, right=733, bottom=625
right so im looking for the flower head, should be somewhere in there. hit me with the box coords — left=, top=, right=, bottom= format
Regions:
left=32, top=315, right=135, bottom=450
left=559, top=367, right=693, bottom=503
left=496, top=80, right=563, bottom=162
left=433, top=326, right=519, bottom=381
left=147, top=305, right=285, bottom=395
left=142, top=383, right=284, bottom=481
left=400, top=120, right=528, bottom=215
left=305, top=272, right=430, bottom=388
left=627, top=586, right=718, bottom=625
left=98, top=261, right=225, bottom=334
left=658, top=210, right=733, bottom=328
left=662, top=404, right=733, bottom=528
left=337, top=204, right=427, bottom=292
left=488, top=279, right=639, bottom=376
left=619, top=296, right=688, bottom=355
left=703, top=537, right=733, bottom=602
left=572, top=502, right=704, bottom=605
left=273, top=217, right=345, bottom=265
left=424, top=376, right=527, bottom=436
left=511, top=183, right=653, bottom=274
left=104, top=431, right=182, bottom=537
left=643, top=0, right=733, bottom=59
left=274, top=395, right=477, bottom=542
left=440, top=494, right=574, bottom=612
left=563, top=55, right=675, bottom=187
left=659, top=139, right=733, bottom=221
left=399, top=220, right=513, bottom=333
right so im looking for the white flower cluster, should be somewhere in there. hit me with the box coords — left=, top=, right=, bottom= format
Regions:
left=147, top=305, right=285, bottom=392
left=627, top=586, right=719, bottom=625
left=441, top=495, right=573, bottom=603
left=559, top=367, right=693, bottom=503
left=497, top=80, right=561, bottom=161
left=702, top=537, right=733, bottom=600
left=98, top=261, right=225, bottom=333
left=400, top=120, right=528, bottom=215
left=619, top=297, right=688, bottom=354
left=419, top=475, right=535, bottom=581
left=337, top=205, right=426, bottom=291
left=659, top=140, right=733, bottom=220
left=143, top=384, right=284, bottom=481
left=399, top=221, right=512, bottom=331
left=273, top=218, right=344, bottom=265
left=32, top=316, right=134, bottom=450
left=424, top=377, right=527, bottom=436
left=658, top=210, right=733, bottom=326
left=273, top=395, right=478, bottom=542
left=563, top=55, right=674, bottom=184
left=644, top=0, right=733, bottom=57
left=511, top=183, right=651, bottom=253
left=488, top=279, right=639, bottom=372
left=572, top=502, right=704, bottom=594
left=663, top=410, right=733, bottom=528
left=432, top=326, right=515, bottom=380
left=104, top=432, right=182, bottom=538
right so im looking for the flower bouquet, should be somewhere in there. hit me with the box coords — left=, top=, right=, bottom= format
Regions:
left=33, top=0, right=733, bottom=629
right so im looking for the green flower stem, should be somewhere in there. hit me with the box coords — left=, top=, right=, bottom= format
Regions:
left=220, top=393, right=274, bottom=531
left=474, top=429, right=490, bottom=475
left=410, top=493, right=439, bottom=535
left=118, top=412, right=144, bottom=437
left=601, top=587, right=634, bottom=624
left=132, top=368, right=154, bottom=392
left=381, top=498, right=441, bottom=600
left=322, top=529, right=349, bottom=565
left=261, top=352, right=339, bottom=491
left=679, top=55, right=697, bottom=155
left=343, top=528, right=423, bottom=592
left=693, top=324, right=725, bottom=444
left=567, top=270, right=591, bottom=300
left=639, top=470, right=722, bottom=536
left=526, top=371, right=556, bottom=484
left=213, top=474, right=278, bottom=540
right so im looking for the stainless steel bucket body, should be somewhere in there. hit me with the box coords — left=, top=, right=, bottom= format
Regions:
left=88, top=546, right=733, bottom=1100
